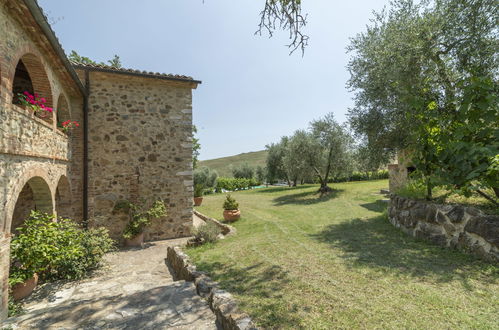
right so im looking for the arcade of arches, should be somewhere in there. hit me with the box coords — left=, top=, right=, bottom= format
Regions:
left=0, top=0, right=198, bottom=320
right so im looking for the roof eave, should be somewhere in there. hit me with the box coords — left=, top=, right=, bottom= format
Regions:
left=72, top=64, right=202, bottom=87
left=22, top=0, right=86, bottom=96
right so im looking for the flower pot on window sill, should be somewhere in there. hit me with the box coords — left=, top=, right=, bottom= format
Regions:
left=124, top=232, right=144, bottom=248
left=223, top=209, right=240, bottom=222
left=12, top=273, right=38, bottom=301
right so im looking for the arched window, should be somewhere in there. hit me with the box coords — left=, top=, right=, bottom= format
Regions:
left=12, top=60, right=34, bottom=101
left=11, top=176, right=53, bottom=235
left=56, top=94, right=71, bottom=132
left=11, top=54, right=53, bottom=124
left=55, top=175, right=72, bottom=219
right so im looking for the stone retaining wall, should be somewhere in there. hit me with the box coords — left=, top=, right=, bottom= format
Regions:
left=193, top=210, right=236, bottom=236
left=389, top=195, right=499, bottom=262
left=167, top=246, right=257, bottom=330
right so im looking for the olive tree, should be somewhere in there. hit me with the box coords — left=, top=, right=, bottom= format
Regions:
left=347, top=0, right=498, bottom=202
left=302, top=113, right=353, bottom=193
left=283, top=130, right=314, bottom=186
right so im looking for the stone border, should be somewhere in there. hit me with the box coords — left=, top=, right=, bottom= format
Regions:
left=194, top=210, right=236, bottom=236
left=389, top=195, right=499, bottom=262
left=167, top=246, right=258, bottom=330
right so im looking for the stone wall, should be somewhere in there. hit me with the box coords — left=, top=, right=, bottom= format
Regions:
left=389, top=195, right=499, bottom=262
left=80, top=69, right=195, bottom=241
left=388, top=164, right=408, bottom=193
left=0, top=0, right=84, bottom=319
left=167, top=246, right=258, bottom=330
left=193, top=210, right=236, bottom=236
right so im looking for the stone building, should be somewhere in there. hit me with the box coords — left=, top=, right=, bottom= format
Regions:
left=0, top=0, right=200, bottom=319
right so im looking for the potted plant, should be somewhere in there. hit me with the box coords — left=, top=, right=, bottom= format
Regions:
left=9, top=268, right=39, bottom=302
left=115, top=199, right=167, bottom=247
left=17, top=91, right=53, bottom=118
left=60, top=120, right=79, bottom=134
left=194, top=184, right=204, bottom=206
left=223, top=194, right=240, bottom=222
left=8, top=211, right=58, bottom=301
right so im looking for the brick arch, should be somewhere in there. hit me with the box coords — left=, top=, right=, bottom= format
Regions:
left=0, top=58, right=3, bottom=103
left=55, top=175, right=72, bottom=219
left=10, top=52, right=54, bottom=123
left=10, top=177, right=53, bottom=234
left=55, top=93, right=71, bottom=130
left=2, top=167, right=56, bottom=234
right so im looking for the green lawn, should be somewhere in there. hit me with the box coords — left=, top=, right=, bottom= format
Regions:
left=188, top=180, right=499, bottom=329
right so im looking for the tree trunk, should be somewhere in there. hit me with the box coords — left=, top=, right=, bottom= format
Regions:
left=318, top=182, right=333, bottom=193
left=425, top=177, right=432, bottom=200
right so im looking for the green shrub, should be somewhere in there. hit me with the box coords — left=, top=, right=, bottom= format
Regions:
left=115, top=199, right=167, bottom=239
left=216, top=177, right=261, bottom=192
left=194, top=167, right=218, bottom=189
left=194, top=184, right=204, bottom=198
left=394, top=179, right=427, bottom=199
left=9, top=211, right=63, bottom=285
left=223, top=194, right=239, bottom=210
left=328, top=170, right=389, bottom=183
left=9, top=211, right=115, bottom=284
left=191, top=222, right=221, bottom=243
left=232, top=163, right=255, bottom=179
left=50, top=227, right=115, bottom=280
left=8, top=295, right=23, bottom=317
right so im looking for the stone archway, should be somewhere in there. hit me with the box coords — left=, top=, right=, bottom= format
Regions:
left=55, top=175, right=72, bottom=219
left=11, top=53, right=54, bottom=124
left=11, top=176, right=53, bottom=234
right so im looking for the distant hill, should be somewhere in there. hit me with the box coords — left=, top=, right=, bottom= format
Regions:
left=198, top=150, right=268, bottom=177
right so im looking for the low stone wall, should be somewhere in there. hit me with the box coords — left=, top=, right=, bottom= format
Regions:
left=193, top=210, right=236, bottom=236
left=389, top=195, right=499, bottom=262
left=167, top=246, right=257, bottom=330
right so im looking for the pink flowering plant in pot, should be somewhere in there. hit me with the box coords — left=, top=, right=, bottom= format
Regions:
left=60, top=120, right=79, bottom=133
left=17, top=91, right=53, bottom=118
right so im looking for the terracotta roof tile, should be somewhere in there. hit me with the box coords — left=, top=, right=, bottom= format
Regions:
left=70, top=61, right=200, bottom=84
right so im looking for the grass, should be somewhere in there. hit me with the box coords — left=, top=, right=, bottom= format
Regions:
left=396, top=180, right=498, bottom=215
left=188, top=180, right=499, bottom=329
left=198, top=150, right=268, bottom=177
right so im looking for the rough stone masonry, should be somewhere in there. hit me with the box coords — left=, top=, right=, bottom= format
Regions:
left=0, top=0, right=200, bottom=319
left=389, top=195, right=499, bottom=262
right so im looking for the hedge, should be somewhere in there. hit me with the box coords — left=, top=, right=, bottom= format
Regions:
left=215, top=177, right=262, bottom=192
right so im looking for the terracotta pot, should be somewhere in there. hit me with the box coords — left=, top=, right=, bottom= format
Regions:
left=223, top=209, right=241, bottom=222
left=193, top=197, right=204, bottom=206
left=124, top=232, right=144, bottom=247
left=12, top=273, right=38, bottom=301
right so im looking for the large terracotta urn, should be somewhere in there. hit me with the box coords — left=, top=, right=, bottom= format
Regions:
left=124, top=232, right=144, bottom=248
left=193, top=197, right=203, bottom=206
left=12, top=273, right=38, bottom=301
left=223, top=209, right=241, bottom=222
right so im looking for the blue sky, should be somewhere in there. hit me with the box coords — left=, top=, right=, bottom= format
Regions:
left=39, top=0, right=390, bottom=160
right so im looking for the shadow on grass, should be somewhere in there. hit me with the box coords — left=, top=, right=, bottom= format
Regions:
left=253, top=184, right=313, bottom=194
left=272, top=188, right=344, bottom=206
left=311, top=215, right=498, bottom=289
left=359, top=200, right=387, bottom=213
left=192, top=260, right=300, bottom=328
